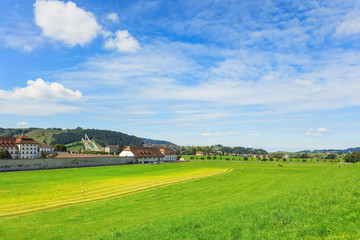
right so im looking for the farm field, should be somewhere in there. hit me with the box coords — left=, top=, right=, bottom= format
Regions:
left=0, top=161, right=360, bottom=239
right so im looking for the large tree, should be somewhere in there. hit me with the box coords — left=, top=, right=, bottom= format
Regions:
left=344, top=152, right=360, bottom=163
left=53, top=144, right=67, bottom=152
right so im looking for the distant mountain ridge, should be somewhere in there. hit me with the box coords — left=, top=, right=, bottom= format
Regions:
left=0, top=128, right=174, bottom=148
left=141, top=138, right=175, bottom=146
left=297, top=147, right=360, bottom=154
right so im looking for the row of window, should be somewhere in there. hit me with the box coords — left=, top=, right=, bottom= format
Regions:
left=20, top=147, right=37, bottom=150
left=1, top=146, right=38, bottom=150
left=22, top=151, right=35, bottom=155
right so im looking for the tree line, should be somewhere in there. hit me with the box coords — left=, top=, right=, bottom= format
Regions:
left=343, top=151, right=360, bottom=163
left=179, top=145, right=268, bottom=155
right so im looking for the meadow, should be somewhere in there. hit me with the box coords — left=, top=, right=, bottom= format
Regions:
left=0, top=161, right=359, bottom=239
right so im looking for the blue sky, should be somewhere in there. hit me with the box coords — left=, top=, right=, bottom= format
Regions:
left=1, top=0, right=360, bottom=151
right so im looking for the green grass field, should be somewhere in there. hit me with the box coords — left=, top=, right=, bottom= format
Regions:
left=0, top=161, right=359, bottom=239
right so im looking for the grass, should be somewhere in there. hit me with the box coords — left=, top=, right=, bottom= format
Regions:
left=66, top=141, right=85, bottom=152
left=0, top=161, right=359, bottom=239
left=0, top=167, right=228, bottom=218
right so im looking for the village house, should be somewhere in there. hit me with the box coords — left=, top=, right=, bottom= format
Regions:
left=119, top=146, right=177, bottom=163
left=0, top=135, right=39, bottom=159
left=160, top=148, right=177, bottom=162
left=39, top=143, right=54, bottom=152
left=104, top=145, right=121, bottom=153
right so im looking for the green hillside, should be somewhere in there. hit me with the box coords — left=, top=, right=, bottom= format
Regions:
left=0, top=127, right=144, bottom=147
left=26, top=128, right=63, bottom=145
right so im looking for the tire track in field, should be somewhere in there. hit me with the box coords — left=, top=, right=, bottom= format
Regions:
left=0, top=168, right=232, bottom=218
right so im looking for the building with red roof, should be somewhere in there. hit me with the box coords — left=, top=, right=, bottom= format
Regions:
left=0, top=135, right=39, bottom=159
left=119, top=146, right=177, bottom=163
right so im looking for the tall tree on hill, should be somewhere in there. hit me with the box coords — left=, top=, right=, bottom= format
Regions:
left=204, top=146, right=211, bottom=154
left=190, top=147, right=196, bottom=155
left=54, top=144, right=67, bottom=152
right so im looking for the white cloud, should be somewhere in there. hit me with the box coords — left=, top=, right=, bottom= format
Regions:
left=336, top=17, right=360, bottom=36
left=106, top=13, right=119, bottom=23
left=316, top=127, right=328, bottom=132
left=104, top=30, right=140, bottom=52
left=17, top=122, right=30, bottom=127
left=305, top=128, right=328, bottom=137
left=248, top=133, right=259, bottom=137
left=305, top=132, right=322, bottom=137
left=52, top=41, right=360, bottom=119
left=34, top=0, right=101, bottom=46
left=0, top=78, right=82, bottom=102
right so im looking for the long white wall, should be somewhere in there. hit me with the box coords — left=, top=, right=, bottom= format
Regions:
left=0, top=156, right=136, bottom=172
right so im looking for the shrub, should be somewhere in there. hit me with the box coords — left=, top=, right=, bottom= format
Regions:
left=302, top=159, right=307, bottom=162
left=0, top=149, right=11, bottom=159
left=225, top=158, right=230, bottom=161
left=207, top=156, right=212, bottom=160
left=244, top=157, right=248, bottom=161
left=213, top=156, right=217, bottom=160
left=262, top=158, right=268, bottom=162
left=200, top=157, right=205, bottom=160
left=282, top=158, right=286, bottom=162
left=190, top=156, right=194, bottom=160
left=269, top=157, right=274, bottom=162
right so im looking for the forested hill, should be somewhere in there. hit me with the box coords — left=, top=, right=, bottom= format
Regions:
left=0, top=128, right=143, bottom=147
left=142, top=138, right=175, bottom=145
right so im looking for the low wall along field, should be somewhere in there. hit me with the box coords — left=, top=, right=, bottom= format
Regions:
left=0, top=156, right=136, bottom=172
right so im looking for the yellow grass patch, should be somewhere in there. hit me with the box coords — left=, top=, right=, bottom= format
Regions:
left=0, top=168, right=231, bottom=218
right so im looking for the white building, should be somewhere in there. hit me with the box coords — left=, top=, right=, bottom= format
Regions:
left=119, top=146, right=177, bottom=163
left=0, top=135, right=39, bottom=159
left=160, top=148, right=177, bottom=162
left=39, top=143, right=53, bottom=152
left=105, top=145, right=121, bottom=153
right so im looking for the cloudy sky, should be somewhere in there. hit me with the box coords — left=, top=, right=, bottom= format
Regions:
left=1, top=0, right=360, bottom=151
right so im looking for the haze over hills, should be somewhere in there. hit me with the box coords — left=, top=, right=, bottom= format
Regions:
left=297, top=147, right=360, bottom=154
